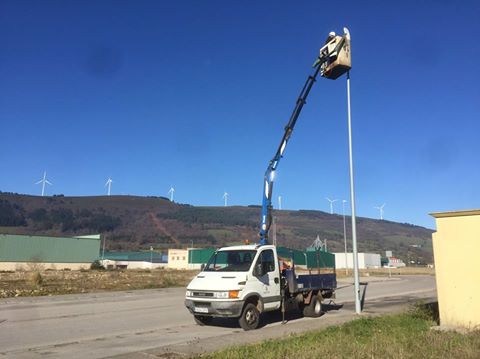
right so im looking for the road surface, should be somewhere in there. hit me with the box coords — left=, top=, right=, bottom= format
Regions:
left=0, top=275, right=436, bottom=358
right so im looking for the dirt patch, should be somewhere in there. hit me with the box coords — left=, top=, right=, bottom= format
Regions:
left=0, top=269, right=198, bottom=298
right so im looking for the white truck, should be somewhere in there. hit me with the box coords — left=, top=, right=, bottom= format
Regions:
left=184, top=244, right=336, bottom=330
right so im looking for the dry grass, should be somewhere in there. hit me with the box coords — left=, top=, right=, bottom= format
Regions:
left=0, top=269, right=197, bottom=298
left=201, top=305, right=480, bottom=359
left=336, top=266, right=435, bottom=278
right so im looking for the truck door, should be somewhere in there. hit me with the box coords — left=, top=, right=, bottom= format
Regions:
left=254, top=249, right=281, bottom=310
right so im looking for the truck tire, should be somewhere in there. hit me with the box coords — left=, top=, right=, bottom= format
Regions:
left=303, top=295, right=322, bottom=318
left=239, top=303, right=260, bottom=330
left=194, top=315, right=213, bottom=326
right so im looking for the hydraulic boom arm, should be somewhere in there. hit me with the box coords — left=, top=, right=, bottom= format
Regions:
left=259, top=30, right=350, bottom=245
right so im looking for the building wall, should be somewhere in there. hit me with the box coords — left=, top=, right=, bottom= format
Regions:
left=386, top=257, right=406, bottom=268
left=168, top=249, right=189, bottom=269
left=102, top=251, right=165, bottom=263
left=334, top=253, right=381, bottom=269
left=188, top=248, right=215, bottom=265
left=0, top=262, right=92, bottom=271
left=431, top=210, right=480, bottom=330
left=0, top=234, right=101, bottom=264
left=100, top=259, right=168, bottom=270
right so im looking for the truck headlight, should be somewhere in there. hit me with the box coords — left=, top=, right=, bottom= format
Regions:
left=214, top=290, right=240, bottom=299
left=185, top=290, right=192, bottom=297
left=214, top=291, right=229, bottom=299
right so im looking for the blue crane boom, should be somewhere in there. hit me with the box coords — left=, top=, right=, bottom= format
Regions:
left=259, top=31, right=350, bottom=245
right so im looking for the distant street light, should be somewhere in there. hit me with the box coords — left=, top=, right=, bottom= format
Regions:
left=150, top=246, right=153, bottom=264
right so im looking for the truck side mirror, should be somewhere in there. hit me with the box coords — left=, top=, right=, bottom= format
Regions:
left=200, top=263, right=205, bottom=271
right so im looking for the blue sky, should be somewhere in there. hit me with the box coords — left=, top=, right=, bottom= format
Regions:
left=1, top=1, right=479, bottom=229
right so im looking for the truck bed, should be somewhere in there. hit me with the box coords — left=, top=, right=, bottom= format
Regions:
left=296, top=273, right=336, bottom=290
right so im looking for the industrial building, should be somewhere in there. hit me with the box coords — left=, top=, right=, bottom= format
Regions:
left=334, top=252, right=381, bottom=269
left=188, top=248, right=215, bottom=269
left=168, top=248, right=215, bottom=269
left=384, top=256, right=406, bottom=268
left=168, top=247, right=335, bottom=270
left=101, top=251, right=168, bottom=270
left=431, top=209, right=480, bottom=330
left=167, top=248, right=189, bottom=269
left=0, top=233, right=101, bottom=270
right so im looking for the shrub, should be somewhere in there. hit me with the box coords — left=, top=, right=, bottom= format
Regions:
left=90, top=260, right=105, bottom=270
left=29, top=272, right=43, bottom=286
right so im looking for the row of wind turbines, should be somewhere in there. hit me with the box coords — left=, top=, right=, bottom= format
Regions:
left=36, top=171, right=116, bottom=197
left=326, top=197, right=386, bottom=220
left=34, top=172, right=386, bottom=220
left=35, top=171, right=175, bottom=206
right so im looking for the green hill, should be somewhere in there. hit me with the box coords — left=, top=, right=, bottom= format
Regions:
left=0, top=192, right=434, bottom=264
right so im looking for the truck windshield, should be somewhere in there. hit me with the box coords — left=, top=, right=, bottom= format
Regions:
left=204, top=250, right=256, bottom=272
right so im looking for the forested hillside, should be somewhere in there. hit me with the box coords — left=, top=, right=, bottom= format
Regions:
left=0, top=192, right=434, bottom=264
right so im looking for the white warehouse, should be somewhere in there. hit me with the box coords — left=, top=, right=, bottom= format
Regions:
left=334, top=252, right=381, bottom=269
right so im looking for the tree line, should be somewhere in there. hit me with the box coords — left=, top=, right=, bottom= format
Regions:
left=0, top=199, right=121, bottom=233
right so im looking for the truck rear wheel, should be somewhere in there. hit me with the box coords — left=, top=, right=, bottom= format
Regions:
left=194, top=315, right=213, bottom=326
left=303, top=295, right=322, bottom=318
left=239, top=303, right=260, bottom=330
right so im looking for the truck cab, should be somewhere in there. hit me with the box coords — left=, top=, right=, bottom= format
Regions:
left=185, top=244, right=282, bottom=330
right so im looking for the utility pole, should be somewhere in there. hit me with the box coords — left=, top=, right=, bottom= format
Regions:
left=346, top=68, right=361, bottom=314
left=102, top=235, right=106, bottom=260
left=342, top=199, right=348, bottom=275
left=272, top=216, right=277, bottom=246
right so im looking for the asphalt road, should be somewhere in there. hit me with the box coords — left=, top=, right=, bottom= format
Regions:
left=0, top=275, right=436, bottom=358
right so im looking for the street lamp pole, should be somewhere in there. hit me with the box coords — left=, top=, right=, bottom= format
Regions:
left=102, top=235, right=106, bottom=260
left=342, top=199, right=348, bottom=275
left=346, top=70, right=361, bottom=314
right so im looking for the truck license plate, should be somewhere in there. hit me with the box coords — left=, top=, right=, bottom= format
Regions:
left=194, top=307, right=209, bottom=313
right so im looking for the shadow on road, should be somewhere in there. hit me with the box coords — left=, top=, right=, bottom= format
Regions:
left=204, top=301, right=345, bottom=330
left=322, top=302, right=344, bottom=312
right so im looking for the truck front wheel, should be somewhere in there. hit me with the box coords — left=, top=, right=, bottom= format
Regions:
left=303, top=296, right=323, bottom=318
left=239, top=303, right=260, bottom=330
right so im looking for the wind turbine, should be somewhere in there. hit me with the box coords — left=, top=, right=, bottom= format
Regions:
left=168, top=186, right=175, bottom=202
left=278, top=195, right=282, bottom=210
left=105, top=178, right=113, bottom=196
left=325, top=197, right=338, bottom=214
left=374, top=203, right=386, bottom=220
left=35, top=171, right=52, bottom=196
left=222, top=191, right=229, bottom=207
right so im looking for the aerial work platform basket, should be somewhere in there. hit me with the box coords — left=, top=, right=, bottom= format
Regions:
left=320, top=29, right=351, bottom=80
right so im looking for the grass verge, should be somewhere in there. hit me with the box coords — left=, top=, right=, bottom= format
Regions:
left=200, top=305, right=480, bottom=359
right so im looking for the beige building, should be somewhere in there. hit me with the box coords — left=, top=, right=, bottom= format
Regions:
left=167, top=249, right=189, bottom=269
left=431, top=209, right=480, bottom=330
